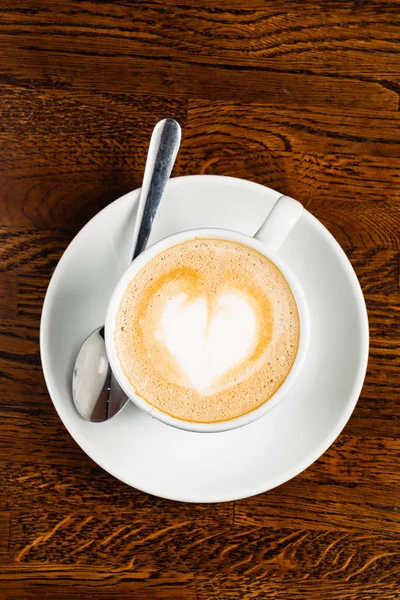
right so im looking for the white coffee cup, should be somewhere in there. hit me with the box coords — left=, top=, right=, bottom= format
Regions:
left=105, top=195, right=309, bottom=433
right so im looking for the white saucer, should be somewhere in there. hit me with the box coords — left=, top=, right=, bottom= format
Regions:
left=40, top=175, right=368, bottom=502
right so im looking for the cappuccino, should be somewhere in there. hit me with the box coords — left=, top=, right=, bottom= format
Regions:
left=115, top=239, right=299, bottom=423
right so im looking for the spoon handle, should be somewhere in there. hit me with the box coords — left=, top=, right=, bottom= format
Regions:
left=130, top=119, right=182, bottom=262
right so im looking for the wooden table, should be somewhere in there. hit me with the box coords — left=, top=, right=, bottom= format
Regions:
left=1, top=2, right=399, bottom=598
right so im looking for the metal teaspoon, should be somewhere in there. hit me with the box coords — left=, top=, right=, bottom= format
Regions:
left=72, top=118, right=182, bottom=421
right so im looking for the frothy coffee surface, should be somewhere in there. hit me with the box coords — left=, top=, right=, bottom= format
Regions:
left=115, top=239, right=300, bottom=423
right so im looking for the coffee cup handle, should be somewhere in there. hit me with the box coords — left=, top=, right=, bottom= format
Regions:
left=254, top=195, right=304, bottom=252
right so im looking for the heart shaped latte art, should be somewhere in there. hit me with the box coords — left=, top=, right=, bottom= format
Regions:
left=115, top=239, right=299, bottom=423
left=155, top=290, right=258, bottom=392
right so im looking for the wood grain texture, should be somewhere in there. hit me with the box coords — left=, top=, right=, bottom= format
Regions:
left=0, top=1, right=399, bottom=598
left=1, top=1, right=399, bottom=112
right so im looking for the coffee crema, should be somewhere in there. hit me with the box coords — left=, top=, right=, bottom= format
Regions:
left=115, top=239, right=300, bottom=423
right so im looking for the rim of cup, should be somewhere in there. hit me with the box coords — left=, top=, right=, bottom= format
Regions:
left=105, top=227, right=310, bottom=433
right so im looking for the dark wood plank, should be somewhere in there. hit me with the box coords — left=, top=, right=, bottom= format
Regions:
left=1, top=150, right=400, bottom=253
left=2, top=51, right=393, bottom=111
left=347, top=395, right=399, bottom=439
left=0, top=228, right=70, bottom=273
left=196, top=580, right=400, bottom=600
left=6, top=4, right=400, bottom=77
left=172, top=528, right=400, bottom=600
left=8, top=509, right=231, bottom=567
left=231, top=460, right=399, bottom=535
left=2, top=431, right=398, bottom=534
left=347, top=250, right=399, bottom=295
left=349, top=290, right=400, bottom=437
left=303, top=434, right=399, bottom=488
left=0, top=512, right=11, bottom=562
left=2, top=530, right=399, bottom=599
left=1, top=1, right=399, bottom=599
left=0, top=1, right=399, bottom=111
left=0, top=273, right=17, bottom=320
left=0, top=89, right=186, bottom=231
left=0, top=171, right=133, bottom=231
left=2, top=88, right=400, bottom=246
left=178, top=104, right=400, bottom=248
left=0, top=410, right=89, bottom=466
left=0, top=462, right=233, bottom=525
left=0, top=565, right=197, bottom=600
left=183, top=100, right=400, bottom=158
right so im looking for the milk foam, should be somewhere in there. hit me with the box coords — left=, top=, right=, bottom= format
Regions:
left=157, top=291, right=257, bottom=392
left=115, top=238, right=300, bottom=423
